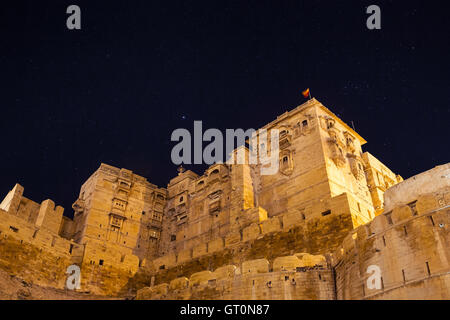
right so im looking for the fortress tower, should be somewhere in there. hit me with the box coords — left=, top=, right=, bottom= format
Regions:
left=0, top=97, right=418, bottom=298
left=61, top=163, right=167, bottom=260
left=157, top=98, right=402, bottom=256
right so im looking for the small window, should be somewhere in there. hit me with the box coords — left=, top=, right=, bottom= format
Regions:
left=283, top=156, right=289, bottom=163
left=171, top=235, right=176, bottom=241
left=208, top=279, right=216, bottom=286
left=429, top=216, right=435, bottom=226
left=180, top=196, right=184, bottom=202
left=142, top=211, right=145, bottom=215
left=407, top=201, right=418, bottom=216
left=321, top=210, right=331, bottom=216
left=69, top=244, right=74, bottom=254
left=385, top=211, right=393, bottom=224
left=302, top=120, right=308, bottom=128
left=99, top=259, right=104, bottom=266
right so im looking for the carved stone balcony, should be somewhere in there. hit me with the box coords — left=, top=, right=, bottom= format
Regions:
left=209, top=201, right=221, bottom=215
left=176, top=214, right=187, bottom=226
left=279, top=134, right=292, bottom=149
left=149, top=218, right=162, bottom=229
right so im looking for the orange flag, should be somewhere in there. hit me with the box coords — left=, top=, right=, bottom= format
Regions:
left=302, top=88, right=310, bottom=99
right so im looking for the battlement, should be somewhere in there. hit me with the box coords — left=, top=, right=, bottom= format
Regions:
left=0, top=184, right=147, bottom=295
left=332, top=173, right=450, bottom=300
left=149, top=193, right=355, bottom=276
left=0, top=183, right=65, bottom=235
left=0, top=206, right=83, bottom=289
left=137, top=254, right=333, bottom=300
left=0, top=100, right=447, bottom=300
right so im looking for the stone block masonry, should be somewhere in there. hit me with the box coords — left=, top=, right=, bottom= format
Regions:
left=0, top=98, right=448, bottom=299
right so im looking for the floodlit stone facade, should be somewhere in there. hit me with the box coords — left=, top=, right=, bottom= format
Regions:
left=0, top=98, right=448, bottom=299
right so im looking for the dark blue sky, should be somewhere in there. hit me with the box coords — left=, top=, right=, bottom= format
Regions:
left=1, top=1, right=449, bottom=215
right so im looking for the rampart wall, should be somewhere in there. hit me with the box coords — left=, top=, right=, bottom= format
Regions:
left=333, top=186, right=450, bottom=300
left=137, top=254, right=334, bottom=300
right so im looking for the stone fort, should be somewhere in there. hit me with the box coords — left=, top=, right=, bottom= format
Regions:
left=0, top=98, right=448, bottom=299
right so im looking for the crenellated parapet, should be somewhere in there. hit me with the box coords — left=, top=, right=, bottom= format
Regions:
left=0, top=99, right=446, bottom=300
left=332, top=165, right=450, bottom=300
left=149, top=193, right=356, bottom=276
left=137, top=254, right=332, bottom=300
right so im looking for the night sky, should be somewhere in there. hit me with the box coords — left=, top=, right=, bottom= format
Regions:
left=1, top=1, right=449, bottom=217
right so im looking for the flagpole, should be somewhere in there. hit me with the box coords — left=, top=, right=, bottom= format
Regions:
left=302, top=88, right=312, bottom=100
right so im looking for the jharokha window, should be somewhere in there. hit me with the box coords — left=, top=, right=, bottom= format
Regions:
left=107, top=214, right=125, bottom=243
left=111, top=217, right=121, bottom=227
left=109, top=214, right=125, bottom=229
left=326, top=120, right=334, bottom=129
left=152, top=211, right=162, bottom=221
